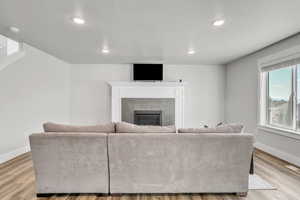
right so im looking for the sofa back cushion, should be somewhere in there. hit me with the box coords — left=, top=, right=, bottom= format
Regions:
left=116, top=122, right=176, bottom=133
left=43, top=122, right=115, bottom=133
left=220, top=123, right=244, bottom=133
left=178, top=123, right=244, bottom=133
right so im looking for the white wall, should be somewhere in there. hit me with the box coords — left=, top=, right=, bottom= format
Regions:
left=0, top=44, right=70, bottom=163
left=225, top=33, right=300, bottom=166
left=165, top=65, right=225, bottom=127
left=70, top=64, right=225, bottom=127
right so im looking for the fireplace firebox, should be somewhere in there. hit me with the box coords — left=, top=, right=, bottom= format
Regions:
left=134, top=110, right=162, bottom=125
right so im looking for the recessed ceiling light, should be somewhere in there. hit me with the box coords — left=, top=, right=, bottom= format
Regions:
left=9, top=26, right=20, bottom=33
left=188, top=49, right=195, bottom=55
left=101, top=48, right=110, bottom=54
left=213, top=19, right=225, bottom=27
left=72, top=17, right=85, bottom=25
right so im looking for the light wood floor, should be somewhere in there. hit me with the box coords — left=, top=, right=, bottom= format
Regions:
left=0, top=149, right=300, bottom=200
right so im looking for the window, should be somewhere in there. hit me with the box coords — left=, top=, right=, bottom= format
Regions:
left=0, top=34, right=24, bottom=71
left=267, top=67, right=293, bottom=128
left=297, top=66, right=300, bottom=130
left=260, top=61, right=300, bottom=134
left=0, top=34, right=21, bottom=58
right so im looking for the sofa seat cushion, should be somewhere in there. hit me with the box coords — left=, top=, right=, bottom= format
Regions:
left=178, top=124, right=244, bottom=133
left=43, top=122, right=115, bottom=133
left=116, top=122, right=176, bottom=133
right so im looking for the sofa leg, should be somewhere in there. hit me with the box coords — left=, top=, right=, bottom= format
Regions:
left=237, top=192, right=248, bottom=197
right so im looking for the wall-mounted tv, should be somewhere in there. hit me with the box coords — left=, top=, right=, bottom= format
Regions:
left=133, top=64, right=163, bottom=81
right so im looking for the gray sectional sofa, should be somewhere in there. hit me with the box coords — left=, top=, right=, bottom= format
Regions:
left=29, top=122, right=254, bottom=196
left=30, top=133, right=109, bottom=193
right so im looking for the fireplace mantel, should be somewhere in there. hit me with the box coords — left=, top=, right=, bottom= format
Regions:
left=108, top=81, right=185, bottom=128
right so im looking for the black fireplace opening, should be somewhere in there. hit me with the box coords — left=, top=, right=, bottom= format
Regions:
left=134, top=110, right=162, bottom=125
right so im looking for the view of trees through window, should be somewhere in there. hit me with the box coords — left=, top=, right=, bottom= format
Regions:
left=268, top=67, right=293, bottom=129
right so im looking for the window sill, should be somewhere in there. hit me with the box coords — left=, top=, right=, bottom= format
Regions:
left=257, top=125, right=300, bottom=140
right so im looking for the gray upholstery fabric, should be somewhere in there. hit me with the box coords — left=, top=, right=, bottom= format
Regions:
left=108, top=133, right=253, bottom=193
left=178, top=123, right=244, bottom=133
left=116, top=122, right=176, bottom=133
left=29, top=133, right=109, bottom=193
left=43, top=122, right=115, bottom=133
left=219, top=123, right=244, bottom=133
left=178, top=127, right=233, bottom=133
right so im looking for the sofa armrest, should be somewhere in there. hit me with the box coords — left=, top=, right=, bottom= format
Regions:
left=29, top=132, right=109, bottom=194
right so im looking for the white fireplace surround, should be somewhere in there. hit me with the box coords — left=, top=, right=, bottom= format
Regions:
left=109, top=81, right=185, bottom=128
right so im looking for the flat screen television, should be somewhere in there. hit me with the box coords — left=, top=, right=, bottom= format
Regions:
left=133, top=64, right=163, bottom=81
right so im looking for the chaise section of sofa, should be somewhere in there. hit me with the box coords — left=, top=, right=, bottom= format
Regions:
left=29, top=133, right=109, bottom=194
left=108, top=133, right=253, bottom=194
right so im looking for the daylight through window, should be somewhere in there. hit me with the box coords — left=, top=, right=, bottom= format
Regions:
left=0, top=34, right=20, bottom=58
left=260, top=62, right=300, bottom=134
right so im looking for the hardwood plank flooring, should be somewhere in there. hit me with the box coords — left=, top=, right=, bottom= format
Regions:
left=0, top=149, right=299, bottom=200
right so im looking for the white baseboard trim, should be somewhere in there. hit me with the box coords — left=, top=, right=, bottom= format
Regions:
left=0, top=145, right=30, bottom=164
left=255, top=142, right=300, bottom=167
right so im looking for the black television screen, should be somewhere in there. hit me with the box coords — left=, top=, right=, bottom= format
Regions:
left=133, top=64, right=163, bottom=81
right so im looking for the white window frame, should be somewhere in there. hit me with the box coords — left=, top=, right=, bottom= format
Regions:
left=0, top=35, right=24, bottom=71
left=258, top=45, right=300, bottom=140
